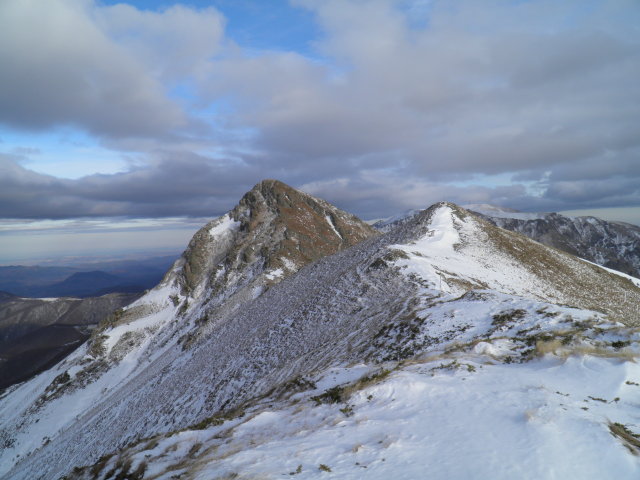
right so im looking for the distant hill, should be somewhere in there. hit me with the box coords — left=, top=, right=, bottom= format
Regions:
left=0, top=293, right=139, bottom=390
left=40, top=271, right=122, bottom=297
left=0, top=255, right=177, bottom=298
left=464, top=204, right=640, bottom=278
left=0, top=291, right=18, bottom=302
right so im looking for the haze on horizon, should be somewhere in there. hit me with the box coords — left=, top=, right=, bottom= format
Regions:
left=1, top=0, right=639, bottom=263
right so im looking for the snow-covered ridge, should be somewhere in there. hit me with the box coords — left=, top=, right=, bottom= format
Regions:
left=386, top=203, right=640, bottom=322
left=390, top=203, right=548, bottom=297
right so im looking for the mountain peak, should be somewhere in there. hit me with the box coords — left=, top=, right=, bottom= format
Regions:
left=237, top=179, right=343, bottom=218
left=391, top=201, right=640, bottom=323
left=171, top=179, right=378, bottom=319
left=248, top=178, right=293, bottom=195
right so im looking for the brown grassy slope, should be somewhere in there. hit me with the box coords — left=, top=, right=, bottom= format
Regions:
left=456, top=204, right=640, bottom=325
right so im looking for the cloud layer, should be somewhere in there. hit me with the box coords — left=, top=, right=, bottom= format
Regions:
left=0, top=0, right=638, bottom=221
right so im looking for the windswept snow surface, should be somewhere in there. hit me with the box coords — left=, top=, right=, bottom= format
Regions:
left=265, top=268, right=284, bottom=280
left=391, top=205, right=546, bottom=298
left=81, top=290, right=640, bottom=479
left=172, top=359, right=640, bottom=480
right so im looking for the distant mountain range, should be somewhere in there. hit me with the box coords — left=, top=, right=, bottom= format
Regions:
left=0, top=255, right=177, bottom=298
left=2, top=180, right=639, bottom=479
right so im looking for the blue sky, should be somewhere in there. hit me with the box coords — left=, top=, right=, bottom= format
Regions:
left=0, top=0, right=639, bottom=263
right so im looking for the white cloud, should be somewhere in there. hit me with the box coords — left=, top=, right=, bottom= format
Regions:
left=0, top=0, right=226, bottom=139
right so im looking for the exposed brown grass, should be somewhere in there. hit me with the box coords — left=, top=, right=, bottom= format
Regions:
left=609, top=422, right=640, bottom=455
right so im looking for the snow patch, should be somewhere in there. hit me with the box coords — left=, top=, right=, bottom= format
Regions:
left=265, top=269, right=284, bottom=281
left=209, top=214, right=240, bottom=238
left=114, top=354, right=640, bottom=480
left=325, top=215, right=342, bottom=239
left=281, top=257, right=297, bottom=272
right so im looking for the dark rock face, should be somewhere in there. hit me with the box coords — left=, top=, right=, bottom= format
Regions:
left=473, top=212, right=640, bottom=278
left=233, top=179, right=377, bottom=268
left=169, top=179, right=380, bottom=348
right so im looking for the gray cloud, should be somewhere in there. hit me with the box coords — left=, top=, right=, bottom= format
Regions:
left=0, top=0, right=639, bottom=225
left=0, top=153, right=261, bottom=219
left=300, top=174, right=530, bottom=219
left=0, top=0, right=224, bottom=140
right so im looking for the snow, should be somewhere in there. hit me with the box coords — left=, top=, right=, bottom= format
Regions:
left=51, top=284, right=640, bottom=479
left=282, top=257, right=297, bottom=271
left=325, top=215, right=342, bottom=239
left=265, top=268, right=284, bottom=281
left=311, top=364, right=374, bottom=392
left=390, top=205, right=548, bottom=299
left=209, top=213, right=240, bottom=238
left=112, top=353, right=640, bottom=480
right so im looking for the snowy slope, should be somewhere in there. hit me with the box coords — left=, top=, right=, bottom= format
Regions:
left=69, top=291, right=640, bottom=479
left=0, top=180, right=377, bottom=479
left=465, top=205, right=640, bottom=279
left=2, top=193, right=639, bottom=479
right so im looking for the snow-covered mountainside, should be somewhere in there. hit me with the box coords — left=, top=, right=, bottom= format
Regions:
left=465, top=204, right=640, bottom=279
left=1, top=185, right=639, bottom=479
left=68, top=300, right=640, bottom=480
left=0, top=180, right=377, bottom=478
